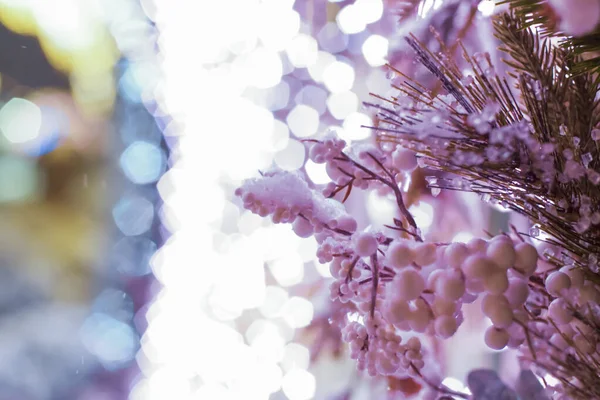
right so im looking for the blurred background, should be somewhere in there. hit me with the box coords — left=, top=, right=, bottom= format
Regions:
left=0, top=0, right=161, bottom=399
left=0, top=0, right=527, bottom=399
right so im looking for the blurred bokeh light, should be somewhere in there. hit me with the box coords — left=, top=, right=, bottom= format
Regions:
left=0, top=0, right=160, bottom=398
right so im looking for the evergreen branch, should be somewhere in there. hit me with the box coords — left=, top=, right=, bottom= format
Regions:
left=368, top=15, right=600, bottom=395
left=498, top=0, right=600, bottom=73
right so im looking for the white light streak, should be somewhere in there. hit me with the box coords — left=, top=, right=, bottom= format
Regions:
left=137, top=2, right=316, bottom=399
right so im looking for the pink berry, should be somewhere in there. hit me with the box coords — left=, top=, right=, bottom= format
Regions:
left=354, top=232, right=378, bottom=257
left=387, top=240, right=414, bottom=268
left=548, top=298, right=573, bottom=325
left=309, top=143, right=326, bottom=163
left=390, top=268, right=425, bottom=301
left=406, top=337, right=421, bottom=351
left=399, top=356, right=411, bottom=369
left=481, top=293, right=509, bottom=316
left=481, top=295, right=513, bottom=328
left=445, top=243, right=469, bottom=268
left=465, top=278, right=485, bottom=294
left=560, top=266, right=584, bottom=288
left=545, top=271, right=571, bottom=297
left=435, top=269, right=465, bottom=301
left=392, top=147, right=418, bottom=171
left=337, top=215, right=358, bottom=233
left=462, top=254, right=492, bottom=280
left=408, top=299, right=431, bottom=332
left=504, top=278, right=529, bottom=307
left=292, top=217, right=314, bottom=238
left=432, top=297, right=456, bottom=316
left=467, top=238, right=487, bottom=253
left=405, top=349, right=420, bottom=361
left=489, top=306, right=513, bottom=329
left=507, top=322, right=525, bottom=339
left=413, top=242, right=437, bottom=266
left=486, top=238, right=516, bottom=269
left=514, top=243, right=538, bottom=276
left=483, top=269, right=509, bottom=294
left=485, top=326, right=509, bottom=350
left=384, top=300, right=411, bottom=326
left=329, top=257, right=344, bottom=278
left=427, top=269, right=445, bottom=290
left=434, top=315, right=458, bottom=338
left=377, top=356, right=398, bottom=375
left=325, top=161, right=341, bottom=180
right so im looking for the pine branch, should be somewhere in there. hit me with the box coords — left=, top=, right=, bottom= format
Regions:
left=370, top=22, right=600, bottom=384
left=498, top=0, right=600, bottom=74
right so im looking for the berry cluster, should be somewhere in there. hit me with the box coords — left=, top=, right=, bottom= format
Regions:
left=236, top=131, right=599, bottom=396
left=342, top=321, right=425, bottom=377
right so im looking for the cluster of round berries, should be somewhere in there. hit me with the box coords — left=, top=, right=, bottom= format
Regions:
left=328, top=254, right=387, bottom=312
left=531, top=264, right=600, bottom=360
left=236, top=168, right=360, bottom=245
left=306, top=136, right=417, bottom=197
left=316, top=237, right=347, bottom=265
left=322, top=232, right=544, bottom=378
left=307, top=134, right=346, bottom=164
left=235, top=169, right=313, bottom=220
left=379, top=235, right=541, bottom=351
left=236, top=132, right=600, bottom=389
left=341, top=318, right=426, bottom=378
left=299, top=200, right=598, bottom=379
left=292, top=211, right=358, bottom=240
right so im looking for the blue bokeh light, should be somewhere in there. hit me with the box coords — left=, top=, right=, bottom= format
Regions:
left=112, top=195, right=154, bottom=236
left=119, top=141, right=166, bottom=184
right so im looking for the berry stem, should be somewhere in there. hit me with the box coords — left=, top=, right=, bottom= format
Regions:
left=370, top=253, right=380, bottom=318
left=335, top=152, right=422, bottom=241
left=345, top=256, right=360, bottom=284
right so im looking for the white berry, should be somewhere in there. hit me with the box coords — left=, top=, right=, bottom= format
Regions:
left=445, top=243, right=469, bottom=268
left=354, top=232, right=378, bottom=257
left=292, top=217, right=314, bottom=238
left=413, top=242, right=437, bottom=266
left=486, top=237, right=516, bottom=269
left=483, top=269, right=509, bottom=294
left=504, top=278, right=529, bottom=307
left=384, top=299, right=411, bottom=326
left=387, top=240, right=414, bottom=268
left=435, top=269, right=465, bottom=301
left=390, top=268, right=425, bottom=301
left=432, top=297, right=456, bottom=316
left=545, top=271, right=571, bottom=297
left=514, top=243, right=538, bottom=276
left=560, top=266, right=584, bottom=288
left=462, top=254, right=492, bottom=280
left=548, top=298, right=572, bottom=325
